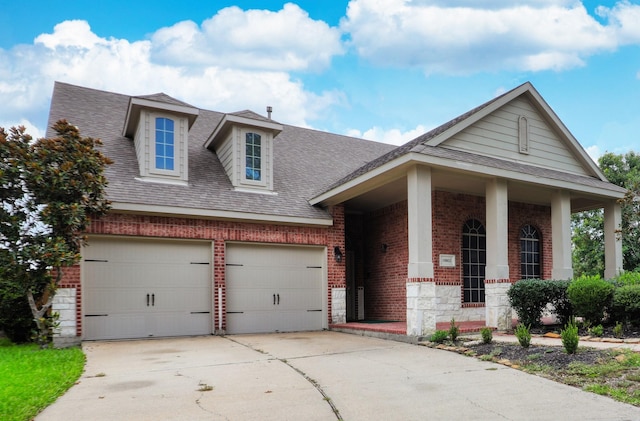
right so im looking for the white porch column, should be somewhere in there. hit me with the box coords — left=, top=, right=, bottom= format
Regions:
left=485, top=178, right=509, bottom=280
left=485, top=178, right=511, bottom=330
left=406, top=166, right=436, bottom=336
left=604, top=200, right=623, bottom=279
left=407, top=166, right=434, bottom=279
left=551, top=189, right=574, bottom=280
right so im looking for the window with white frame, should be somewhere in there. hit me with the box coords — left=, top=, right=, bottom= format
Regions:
left=155, top=117, right=175, bottom=171
left=520, top=224, right=541, bottom=279
left=245, top=132, right=262, bottom=181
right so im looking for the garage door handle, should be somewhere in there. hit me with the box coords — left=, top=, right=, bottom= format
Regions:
left=273, top=294, right=276, bottom=305
left=152, top=294, right=155, bottom=306
left=277, top=294, right=280, bottom=305
left=147, top=294, right=150, bottom=306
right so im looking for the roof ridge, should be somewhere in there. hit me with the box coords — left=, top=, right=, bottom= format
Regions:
left=320, top=82, right=531, bottom=192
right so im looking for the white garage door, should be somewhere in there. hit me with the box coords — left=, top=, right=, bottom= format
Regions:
left=225, top=243, right=325, bottom=334
left=83, top=237, right=212, bottom=340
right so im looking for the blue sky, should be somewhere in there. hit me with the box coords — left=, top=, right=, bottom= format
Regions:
left=1, top=0, right=640, bottom=161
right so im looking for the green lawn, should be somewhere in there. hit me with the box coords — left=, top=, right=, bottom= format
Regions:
left=0, top=338, right=85, bottom=421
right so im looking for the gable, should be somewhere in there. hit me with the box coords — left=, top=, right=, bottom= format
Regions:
left=438, top=95, right=590, bottom=177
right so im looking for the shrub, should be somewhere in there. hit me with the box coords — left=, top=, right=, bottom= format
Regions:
left=449, top=318, right=459, bottom=342
left=561, top=320, right=579, bottom=354
left=508, top=279, right=550, bottom=328
left=508, top=279, right=572, bottom=327
left=515, top=324, right=531, bottom=348
left=429, top=330, right=449, bottom=344
left=613, top=321, right=624, bottom=339
left=611, top=271, right=640, bottom=287
left=547, top=280, right=573, bottom=326
left=567, top=275, right=614, bottom=325
left=588, top=324, right=604, bottom=337
left=611, top=285, right=640, bottom=326
left=0, top=279, right=34, bottom=344
left=480, top=327, right=493, bottom=344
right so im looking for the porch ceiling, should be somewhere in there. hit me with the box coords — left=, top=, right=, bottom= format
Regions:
left=342, top=169, right=610, bottom=213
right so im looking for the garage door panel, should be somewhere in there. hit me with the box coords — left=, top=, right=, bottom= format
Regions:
left=84, top=314, right=146, bottom=340
left=84, top=287, right=150, bottom=314
left=277, top=290, right=322, bottom=311
left=225, top=243, right=325, bottom=334
left=84, top=238, right=212, bottom=340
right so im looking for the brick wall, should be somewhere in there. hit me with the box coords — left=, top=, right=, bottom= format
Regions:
left=363, top=201, right=408, bottom=321
left=508, top=201, right=553, bottom=281
left=361, top=190, right=552, bottom=322
left=62, top=206, right=345, bottom=336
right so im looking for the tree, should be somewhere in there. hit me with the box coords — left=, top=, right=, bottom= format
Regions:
left=572, top=152, right=640, bottom=276
left=0, top=121, right=112, bottom=346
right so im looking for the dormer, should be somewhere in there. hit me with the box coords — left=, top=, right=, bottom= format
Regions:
left=123, top=93, right=199, bottom=185
left=204, top=110, right=283, bottom=193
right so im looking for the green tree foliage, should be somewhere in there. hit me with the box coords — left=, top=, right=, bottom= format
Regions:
left=572, top=151, right=640, bottom=276
left=0, top=121, right=112, bottom=346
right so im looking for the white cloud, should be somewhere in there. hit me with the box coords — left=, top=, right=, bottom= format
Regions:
left=347, top=124, right=430, bottom=145
left=342, top=0, right=640, bottom=74
left=151, top=4, right=344, bottom=71
left=0, top=13, right=343, bottom=137
left=0, top=119, right=45, bottom=140
left=585, top=145, right=603, bottom=163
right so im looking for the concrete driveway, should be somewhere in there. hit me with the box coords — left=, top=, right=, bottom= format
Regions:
left=37, top=331, right=640, bottom=421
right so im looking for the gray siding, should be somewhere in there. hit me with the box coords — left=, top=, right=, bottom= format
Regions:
left=442, top=97, right=589, bottom=176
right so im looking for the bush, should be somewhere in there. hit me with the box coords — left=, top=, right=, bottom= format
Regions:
left=588, top=324, right=604, bottom=337
left=567, top=275, right=614, bottom=325
left=449, top=318, right=459, bottom=342
left=547, top=280, right=573, bottom=326
left=613, top=321, right=624, bottom=338
left=0, top=280, right=34, bottom=344
left=611, top=271, right=640, bottom=287
left=508, top=279, right=572, bottom=327
left=429, top=330, right=449, bottom=344
left=515, top=324, right=531, bottom=348
left=611, top=285, right=640, bottom=326
left=508, top=279, right=551, bottom=328
left=561, top=320, right=579, bottom=354
left=480, top=327, right=493, bottom=344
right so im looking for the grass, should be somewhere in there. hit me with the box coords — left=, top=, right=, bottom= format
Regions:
left=0, top=338, right=85, bottom=421
left=521, top=349, right=640, bottom=406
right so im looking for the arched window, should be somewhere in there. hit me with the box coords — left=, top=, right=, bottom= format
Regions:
left=520, top=225, right=541, bottom=279
left=462, top=219, right=486, bottom=303
left=155, top=117, right=174, bottom=171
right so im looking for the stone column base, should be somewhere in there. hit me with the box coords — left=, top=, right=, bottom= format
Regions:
left=331, top=287, right=346, bottom=324
left=406, top=279, right=436, bottom=337
left=52, top=288, right=81, bottom=348
left=485, top=280, right=512, bottom=330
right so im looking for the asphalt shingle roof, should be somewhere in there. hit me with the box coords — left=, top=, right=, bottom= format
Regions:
left=47, top=82, right=395, bottom=221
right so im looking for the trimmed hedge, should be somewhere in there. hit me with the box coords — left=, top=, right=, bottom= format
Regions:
left=611, top=285, right=640, bottom=326
left=612, top=271, right=640, bottom=287
left=567, top=275, right=614, bottom=325
left=508, top=279, right=571, bottom=328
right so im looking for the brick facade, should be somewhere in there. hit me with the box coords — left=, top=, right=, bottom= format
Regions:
left=361, top=190, right=553, bottom=323
left=363, top=201, right=408, bottom=321
left=62, top=206, right=345, bottom=336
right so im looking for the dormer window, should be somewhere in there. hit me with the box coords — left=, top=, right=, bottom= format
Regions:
left=123, top=93, right=199, bottom=186
left=155, top=117, right=175, bottom=171
left=245, top=132, right=262, bottom=181
left=205, top=110, right=282, bottom=194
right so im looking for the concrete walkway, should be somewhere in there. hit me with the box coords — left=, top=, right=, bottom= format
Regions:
left=37, top=331, right=640, bottom=421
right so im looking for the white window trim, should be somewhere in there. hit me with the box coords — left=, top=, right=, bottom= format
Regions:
left=149, top=113, right=182, bottom=179
left=240, top=129, right=268, bottom=188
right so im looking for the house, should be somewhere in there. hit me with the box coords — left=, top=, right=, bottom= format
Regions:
left=48, top=81, right=625, bottom=345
